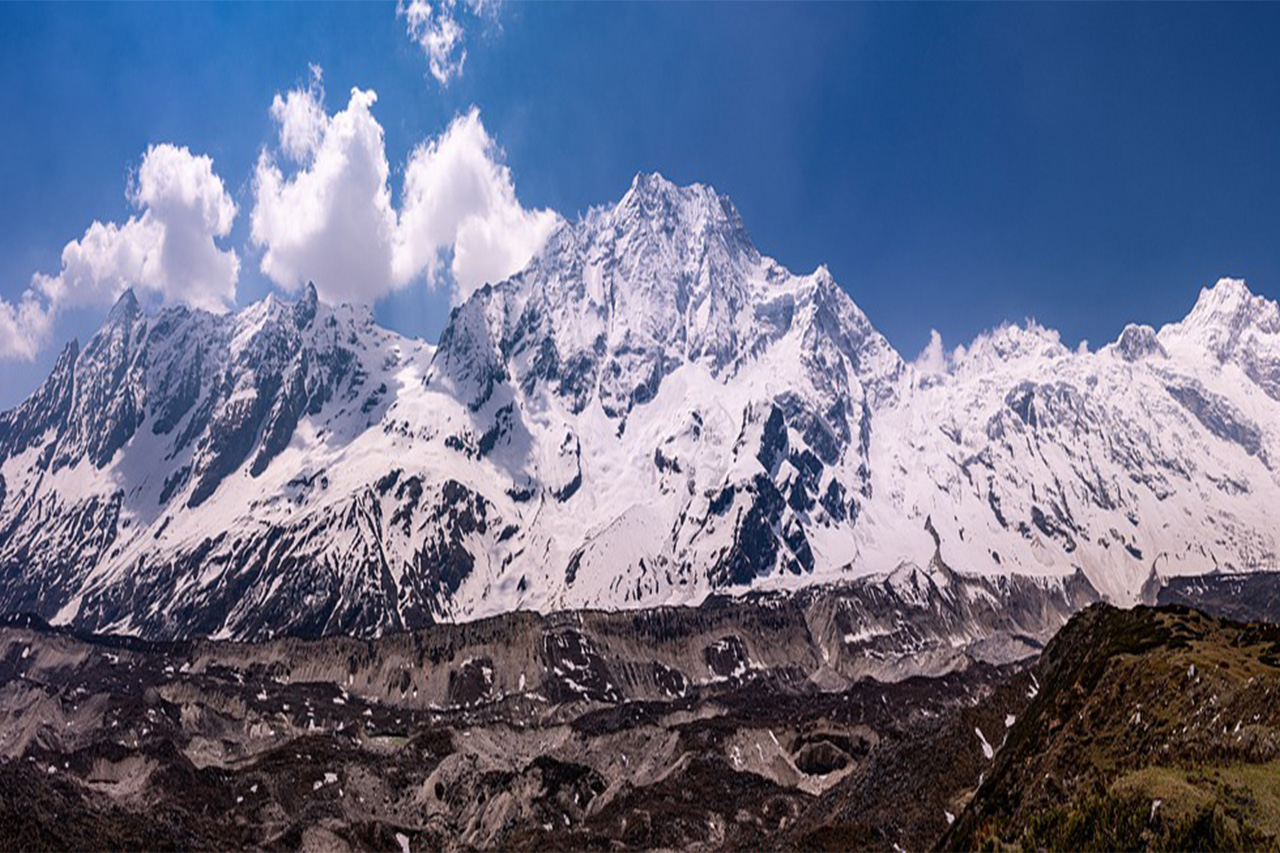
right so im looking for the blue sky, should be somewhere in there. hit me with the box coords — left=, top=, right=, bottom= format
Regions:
left=1, top=2, right=1279, bottom=407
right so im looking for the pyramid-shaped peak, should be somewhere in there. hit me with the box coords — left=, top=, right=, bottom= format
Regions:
left=614, top=172, right=750, bottom=251
left=107, top=287, right=140, bottom=323
left=295, top=282, right=320, bottom=329
left=1183, top=278, right=1277, bottom=329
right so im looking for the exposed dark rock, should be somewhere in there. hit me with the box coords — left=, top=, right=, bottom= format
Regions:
left=1166, top=380, right=1265, bottom=461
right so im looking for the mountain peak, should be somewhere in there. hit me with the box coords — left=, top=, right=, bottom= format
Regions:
left=621, top=171, right=699, bottom=210
left=1183, top=278, right=1277, bottom=330
left=619, top=171, right=743, bottom=224
left=1162, top=278, right=1280, bottom=363
left=1108, top=323, right=1167, bottom=362
left=608, top=173, right=754, bottom=274
left=106, top=288, right=140, bottom=324
left=624, top=170, right=710, bottom=202
left=627, top=170, right=675, bottom=194
left=295, top=282, right=319, bottom=329
left=952, top=320, right=1068, bottom=375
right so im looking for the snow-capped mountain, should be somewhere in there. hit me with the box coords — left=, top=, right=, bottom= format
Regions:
left=0, top=173, right=1277, bottom=640
left=878, top=287, right=1280, bottom=606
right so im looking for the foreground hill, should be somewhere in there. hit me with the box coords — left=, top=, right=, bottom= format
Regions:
left=945, top=603, right=1280, bottom=850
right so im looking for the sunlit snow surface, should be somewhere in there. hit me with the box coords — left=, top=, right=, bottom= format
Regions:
left=1, top=174, right=1279, bottom=639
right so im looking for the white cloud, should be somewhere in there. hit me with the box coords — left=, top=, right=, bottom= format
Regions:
left=0, top=144, right=239, bottom=360
left=0, top=294, right=54, bottom=362
left=252, top=75, right=558, bottom=307
left=270, top=64, right=327, bottom=163
left=130, top=143, right=239, bottom=309
left=913, top=329, right=949, bottom=375
left=398, top=0, right=496, bottom=86
left=251, top=84, right=399, bottom=304
left=397, top=108, right=559, bottom=303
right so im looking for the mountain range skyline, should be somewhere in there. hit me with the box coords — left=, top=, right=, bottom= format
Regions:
left=0, top=162, right=1270, bottom=409
left=4, top=3, right=1280, bottom=411
left=6, top=6, right=1280, bottom=848
left=1, top=171, right=1276, bottom=641
left=13, top=168, right=1273, bottom=403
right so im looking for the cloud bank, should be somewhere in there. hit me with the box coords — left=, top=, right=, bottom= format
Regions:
left=251, top=72, right=558, bottom=307
left=4, top=62, right=555, bottom=361
left=0, top=144, right=239, bottom=360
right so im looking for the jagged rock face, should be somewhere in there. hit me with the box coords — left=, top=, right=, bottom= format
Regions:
left=876, top=281, right=1280, bottom=607
left=1109, top=323, right=1167, bottom=362
left=0, top=173, right=1278, bottom=641
left=0, top=283, right=426, bottom=637
left=0, top=339, right=79, bottom=464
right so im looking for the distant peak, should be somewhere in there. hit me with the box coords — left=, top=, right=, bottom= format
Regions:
left=1186, top=278, right=1258, bottom=323
left=1178, top=277, right=1279, bottom=337
left=621, top=170, right=723, bottom=209
left=952, top=320, right=1068, bottom=373
left=295, top=282, right=319, bottom=329
left=1109, top=323, right=1167, bottom=362
left=107, top=288, right=140, bottom=322
left=615, top=172, right=751, bottom=252
left=629, top=170, right=674, bottom=192
left=1212, top=276, right=1252, bottom=296
left=621, top=170, right=689, bottom=208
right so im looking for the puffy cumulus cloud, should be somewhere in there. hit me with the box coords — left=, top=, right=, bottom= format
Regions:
left=251, top=74, right=558, bottom=307
left=38, top=144, right=239, bottom=314
left=0, top=144, right=239, bottom=360
left=912, top=329, right=949, bottom=376
left=128, top=144, right=239, bottom=309
left=398, top=0, right=497, bottom=86
left=270, top=64, right=328, bottom=163
left=397, top=108, right=559, bottom=303
left=252, top=83, right=398, bottom=304
left=0, top=294, right=55, bottom=362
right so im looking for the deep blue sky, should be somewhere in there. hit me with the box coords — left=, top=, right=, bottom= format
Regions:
left=2, top=2, right=1279, bottom=407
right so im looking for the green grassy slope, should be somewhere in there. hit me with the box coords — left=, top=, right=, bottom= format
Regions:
left=945, top=604, right=1280, bottom=851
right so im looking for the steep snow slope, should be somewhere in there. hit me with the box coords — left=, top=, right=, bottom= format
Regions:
left=0, top=172, right=1277, bottom=639
left=421, top=173, right=903, bottom=615
left=877, top=305, right=1280, bottom=606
